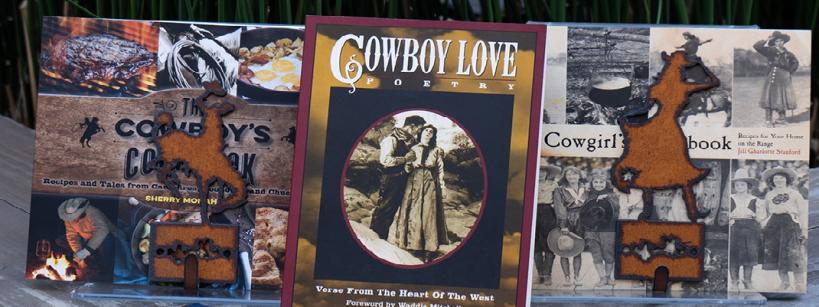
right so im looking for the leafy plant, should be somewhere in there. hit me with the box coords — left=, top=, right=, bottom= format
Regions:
left=1, top=0, right=816, bottom=130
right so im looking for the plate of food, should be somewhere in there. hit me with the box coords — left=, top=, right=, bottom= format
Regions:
left=238, top=27, right=303, bottom=102
left=130, top=209, right=201, bottom=275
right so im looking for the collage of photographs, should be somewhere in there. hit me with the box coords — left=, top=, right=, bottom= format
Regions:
left=544, top=26, right=811, bottom=128
left=535, top=24, right=810, bottom=295
left=27, top=17, right=303, bottom=289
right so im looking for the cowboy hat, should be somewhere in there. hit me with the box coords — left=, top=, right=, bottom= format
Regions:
left=589, top=168, right=609, bottom=180
left=58, top=197, right=90, bottom=221
left=580, top=198, right=614, bottom=228
left=547, top=228, right=585, bottom=258
left=682, top=31, right=698, bottom=39
left=540, top=164, right=562, bottom=180
left=731, top=168, right=759, bottom=187
left=761, top=167, right=797, bottom=185
left=770, top=31, right=791, bottom=44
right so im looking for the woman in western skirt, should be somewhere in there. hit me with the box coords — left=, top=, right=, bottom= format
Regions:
left=760, top=167, right=807, bottom=290
left=729, top=168, right=764, bottom=290
left=753, top=31, right=800, bottom=127
left=553, top=166, right=588, bottom=286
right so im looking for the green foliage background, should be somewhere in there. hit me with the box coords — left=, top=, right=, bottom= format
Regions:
left=1, top=0, right=816, bottom=132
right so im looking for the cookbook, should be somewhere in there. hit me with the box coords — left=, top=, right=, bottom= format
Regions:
left=533, top=23, right=810, bottom=295
left=26, top=16, right=300, bottom=288
left=283, top=16, right=546, bottom=306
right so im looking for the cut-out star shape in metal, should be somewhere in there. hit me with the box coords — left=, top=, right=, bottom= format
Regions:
left=621, top=169, right=637, bottom=182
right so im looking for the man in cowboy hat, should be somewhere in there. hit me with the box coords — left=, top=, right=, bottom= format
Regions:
left=58, top=197, right=116, bottom=263
left=369, top=115, right=426, bottom=239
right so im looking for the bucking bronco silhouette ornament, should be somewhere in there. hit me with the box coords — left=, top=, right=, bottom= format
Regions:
left=612, top=51, right=718, bottom=290
left=147, top=81, right=246, bottom=288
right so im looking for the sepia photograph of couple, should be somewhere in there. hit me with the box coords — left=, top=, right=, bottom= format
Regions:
left=342, top=110, right=485, bottom=267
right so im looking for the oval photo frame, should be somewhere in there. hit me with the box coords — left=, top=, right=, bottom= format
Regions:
left=340, top=109, right=487, bottom=268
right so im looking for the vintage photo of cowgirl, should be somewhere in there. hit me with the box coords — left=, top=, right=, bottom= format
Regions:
left=553, top=166, right=587, bottom=286
left=754, top=32, right=800, bottom=127
left=650, top=28, right=733, bottom=127
left=730, top=160, right=809, bottom=293
left=733, top=30, right=811, bottom=128
left=532, top=158, right=640, bottom=290
left=343, top=110, right=484, bottom=266
left=759, top=166, right=808, bottom=291
left=581, top=169, right=619, bottom=287
left=728, top=168, right=764, bottom=291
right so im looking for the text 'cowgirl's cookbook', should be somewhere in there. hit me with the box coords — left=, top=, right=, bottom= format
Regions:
left=533, top=23, right=810, bottom=295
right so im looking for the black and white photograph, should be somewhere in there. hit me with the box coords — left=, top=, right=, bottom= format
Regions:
left=533, top=157, right=730, bottom=291
left=647, top=159, right=731, bottom=228
left=565, top=27, right=650, bottom=125
left=342, top=110, right=485, bottom=267
left=675, top=159, right=730, bottom=293
left=533, top=157, right=642, bottom=290
left=156, top=22, right=241, bottom=95
left=650, top=28, right=733, bottom=127
left=542, top=26, right=567, bottom=124
left=733, top=30, right=811, bottom=128
left=729, top=160, right=809, bottom=293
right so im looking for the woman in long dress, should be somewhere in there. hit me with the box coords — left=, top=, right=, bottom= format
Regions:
left=389, top=124, right=449, bottom=263
left=760, top=167, right=807, bottom=291
left=728, top=168, right=763, bottom=290
left=553, top=166, right=587, bottom=286
left=753, top=31, right=800, bottom=127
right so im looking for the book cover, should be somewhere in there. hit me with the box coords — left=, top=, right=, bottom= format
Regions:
left=26, top=16, right=300, bottom=288
left=283, top=16, right=546, bottom=306
left=533, top=23, right=810, bottom=295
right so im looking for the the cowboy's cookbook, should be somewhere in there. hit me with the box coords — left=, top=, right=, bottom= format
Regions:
left=26, top=16, right=300, bottom=288
left=532, top=23, right=810, bottom=295
left=283, top=16, right=546, bottom=306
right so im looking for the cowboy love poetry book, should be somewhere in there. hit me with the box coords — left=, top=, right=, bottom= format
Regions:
left=283, top=16, right=546, bottom=306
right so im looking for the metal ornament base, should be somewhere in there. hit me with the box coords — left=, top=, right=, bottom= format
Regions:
left=530, top=288, right=767, bottom=305
left=71, top=283, right=281, bottom=306
left=72, top=283, right=768, bottom=306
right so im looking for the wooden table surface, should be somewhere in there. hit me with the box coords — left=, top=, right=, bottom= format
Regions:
left=0, top=115, right=816, bottom=306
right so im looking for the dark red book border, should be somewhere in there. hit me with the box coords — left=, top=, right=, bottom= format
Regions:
left=282, top=15, right=547, bottom=307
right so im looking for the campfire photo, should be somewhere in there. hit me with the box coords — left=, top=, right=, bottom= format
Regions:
left=26, top=193, right=122, bottom=282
